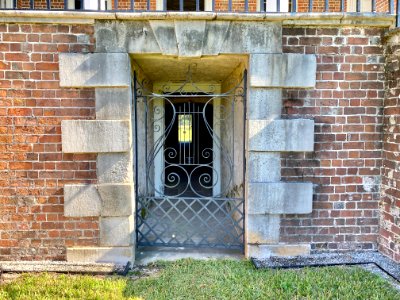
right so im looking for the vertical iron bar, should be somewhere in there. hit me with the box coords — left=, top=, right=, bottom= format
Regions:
left=114, top=0, right=118, bottom=11
left=180, top=0, right=183, bottom=11
left=276, top=0, right=280, bottom=12
left=147, top=0, right=149, bottom=11
left=212, top=0, right=215, bottom=11
left=197, top=105, right=199, bottom=164
left=260, top=0, right=265, bottom=12
left=30, top=0, right=33, bottom=9
left=324, top=0, right=328, bottom=11
left=130, top=0, right=134, bottom=11
left=397, top=0, right=400, bottom=27
left=183, top=103, right=186, bottom=163
left=13, top=0, right=17, bottom=9
left=47, top=0, right=50, bottom=9
left=371, top=0, right=376, bottom=12
left=390, top=0, right=394, bottom=14
left=164, top=0, right=167, bottom=11
left=133, top=72, right=139, bottom=245
left=242, top=70, right=247, bottom=251
left=356, top=0, right=360, bottom=12
left=98, top=0, right=101, bottom=10
left=228, top=0, right=232, bottom=12
left=340, top=0, right=344, bottom=12
left=292, top=0, right=297, bottom=12
left=82, top=0, right=85, bottom=10
left=309, top=0, right=313, bottom=12
left=196, top=0, right=199, bottom=11
left=179, top=106, right=182, bottom=164
left=245, top=0, right=248, bottom=11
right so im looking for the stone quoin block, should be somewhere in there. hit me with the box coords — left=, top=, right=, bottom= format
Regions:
left=249, top=53, right=316, bottom=88
left=64, top=185, right=101, bottom=217
left=247, top=214, right=280, bottom=244
left=248, top=88, right=283, bottom=120
left=247, top=152, right=281, bottom=182
left=95, top=88, right=132, bottom=120
left=247, top=182, right=313, bottom=214
left=64, top=184, right=133, bottom=217
left=202, top=21, right=231, bottom=55
left=62, top=120, right=130, bottom=153
left=100, top=216, right=134, bottom=247
left=248, top=119, right=315, bottom=152
left=59, top=53, right=130, bottom=87
left=175, top=20, right=206, bottom=57
left=97, top=153, right=133, bottom=184
left=67, top=247, right=134, bottom=264
left=247, top=244, right=311, bottom=259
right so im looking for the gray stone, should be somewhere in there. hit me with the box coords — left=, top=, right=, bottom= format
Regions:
left=59, top=53, right=130, bottom=87
left=95, top=88, right=132, bottom=120
left=64, top=184, right=101, bottom=217
left=62, top=120, right=130, bottom=153
left=248, top=119, right=315, bottom=152
left=149, top=20, right=178, bottom=56
left=221, top=22, right=282, bottom=54
left=247, top=152, right=281, bottom=182
left=247, top=244, right=311, bottom=259
left=67, top=247, right=134, bottom=264
left=202, top=21, right=230, bottom=55
left=248, top=88, right=282, bottom=120
left=250, top=54, right=316, bottom=88
left=175, top=20, right=206, bottom=57
left=100, top=216, right=134, bottom=247
left=247, top=182, right=313, bottom=214
left=247, top=214, right=280, bottom=244
left=97, top=153, right=133, bottom=184
left=98, top=184, right=134, bottom=217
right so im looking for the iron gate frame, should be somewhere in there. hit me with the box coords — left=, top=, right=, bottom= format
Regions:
left=133, top=66, right=247, bottom=251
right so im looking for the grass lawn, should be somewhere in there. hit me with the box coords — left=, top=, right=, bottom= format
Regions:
left=0, top=259, right=399, bottom=299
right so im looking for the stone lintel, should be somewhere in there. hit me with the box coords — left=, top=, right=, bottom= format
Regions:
left=64, top=184, right=133, bottom=217
left=248, top=119, right=314, bottom=152
left=67, top=247, right=134, bottom=264
left=250, top=53, right=316, bottom=88
left=247, top=214, right=280, bottom=244
left=59, top=53, right=130, bottom=87
left=62, top=120, right=130, bottom=153
left=248, top=182, right=313, bottom=214
left=247, top=244, right=311, bottom=259
left=95, top=88, right=132, bottom=120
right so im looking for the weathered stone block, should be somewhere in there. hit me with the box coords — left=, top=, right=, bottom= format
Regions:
left=248, top=182, right=313, bottom=214
left=59, top=53, right=130, bottom=87
left=247, top=152, right=281, bottom=182
left=95, top=88, right=131, bottom=120
left=64, top=185, right=101, bottom=217
left=250, top=54, right=316, bottom=88
left=149, top=20, right=178, bottom=56
left=247, top=244, right=311, bottom=259
left=247, top=214, right=280, bottom=244
left=221, top=22, right=282, bottom=54
left=67, top=247, right=134, bottom=264
left=62, top=120, right=130, bottom=153
left=98, top=184, right=134, bottom=217
left=64, top=184, right=133, bottom=217
left=175, top=20, right=206, bottom=57
left=248, top=119, right=314, bottom=152
left=202, top=21, right=230, bottom=55
left=248, top=88, right=282, bottom=120
left=100, top=216, right=134, bottom=247
left=95, top=21, right=161, bottom=54
left=97, top=153, right=133, bottom=184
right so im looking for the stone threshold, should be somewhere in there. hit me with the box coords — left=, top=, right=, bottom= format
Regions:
left=0, top=10, right=395, bottom=27
left=252, top=251, right=400, bottom=282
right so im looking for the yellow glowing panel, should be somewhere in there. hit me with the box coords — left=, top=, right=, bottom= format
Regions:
left=178, top=114, right=192, bottom=143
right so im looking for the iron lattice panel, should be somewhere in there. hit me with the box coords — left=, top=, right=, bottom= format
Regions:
left=137, top=196, right=244, bottom=249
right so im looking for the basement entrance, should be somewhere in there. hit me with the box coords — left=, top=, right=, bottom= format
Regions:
left=133, top=58, right=246, bottom=250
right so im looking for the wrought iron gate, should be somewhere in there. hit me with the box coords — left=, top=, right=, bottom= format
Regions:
left=133, top=68, right=246, bottom=250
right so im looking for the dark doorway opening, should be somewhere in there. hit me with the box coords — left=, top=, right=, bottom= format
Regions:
left=164, top=99, right=213, bottom=197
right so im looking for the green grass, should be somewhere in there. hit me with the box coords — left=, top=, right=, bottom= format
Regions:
left=1, top=259, right=399, bottom=300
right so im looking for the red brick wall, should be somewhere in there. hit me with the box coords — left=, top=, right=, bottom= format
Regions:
left=281, top=27, right=385, bottom=253
left=0, top=23, right=98, bottom=261
left=380, top=35, right=400, bottom=262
